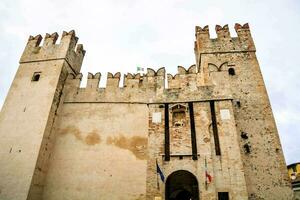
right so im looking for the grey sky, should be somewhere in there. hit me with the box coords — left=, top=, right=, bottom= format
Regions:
left=0, top=0, right=299, bottom=164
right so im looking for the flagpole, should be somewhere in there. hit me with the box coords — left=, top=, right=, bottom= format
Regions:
left=205, top=156, right=208, bottom=190
left=156, top=158, right=160, bottom=190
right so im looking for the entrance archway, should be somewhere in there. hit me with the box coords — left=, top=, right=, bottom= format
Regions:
left=165, top=170, right=199, bottom=200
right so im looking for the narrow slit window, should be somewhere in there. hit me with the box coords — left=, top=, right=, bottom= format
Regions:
left=244, top=143, right=251, bottom=154
left=32, top=72, right=41, bottom=82
left=236, top=100, right=241, bottom=108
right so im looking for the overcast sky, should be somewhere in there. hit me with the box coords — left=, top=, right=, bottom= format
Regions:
left=0, top=0, right=299, bottom=164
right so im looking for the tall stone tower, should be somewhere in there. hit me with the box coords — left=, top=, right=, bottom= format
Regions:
left=194, top=23, right=293, bottom=199
left=0, top=24, right=293, bottom=200
left=0, top=31, right=85, bottom=199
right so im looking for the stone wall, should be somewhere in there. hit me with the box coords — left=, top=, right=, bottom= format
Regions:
left=43, top=103, right=148, bottom=200
left=0, top=24, right=294, bottom=200
left=31, top=64, right=248, bottom=199
left=147, top=100, right=248, bottom=200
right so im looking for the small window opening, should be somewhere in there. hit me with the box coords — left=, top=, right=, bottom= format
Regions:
left=228, top=68, right=235, bottom=76
left=32, top=72, right=41, bottom=81
left=241, top=132, right=248, bottom=139
left=139, top=78, right=143, bottom=85
left=243, top=143, right=251, bottom=154
left=179, top=156, right=183, bottom=160
left=236, top=101, right=241, bottom=108
left=218, top=192, right=229, bottom=200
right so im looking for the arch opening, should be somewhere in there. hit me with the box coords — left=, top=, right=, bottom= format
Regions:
left=32, top=72, right=41, bottom=82
left=165, top=170, right=199, bottom=200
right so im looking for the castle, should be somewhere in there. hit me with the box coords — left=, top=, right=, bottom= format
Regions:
left=0, top=23, right=294, bottom=200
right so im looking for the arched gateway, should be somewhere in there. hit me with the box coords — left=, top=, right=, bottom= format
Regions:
left=165, top=170, right=199, bottom=200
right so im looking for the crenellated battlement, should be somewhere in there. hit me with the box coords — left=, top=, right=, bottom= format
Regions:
left=87, top=72, right=101, bottom=89
left=142, top=67, right=165, bottom=91
left=124, top=73, right=142, bottom=88
left=167, top=65, right=199, bottom=89
left=146, top=67, right=165, bottom=77
left=215, top=24, right=231, bottom=39
left=195, top=23, right=255, bottom=54
left=106, top=72, right=121, bottom=88
left=65, top=64, right=204, bottom=92
left=20, top=30, right=85, bottom=73
left=63, top=68, right=231, bottom=103
left=43, top=33, right=59, bottom=46
left=67, top=67, right=167, bottom=91
left=64, top=64, right=204, bottom=96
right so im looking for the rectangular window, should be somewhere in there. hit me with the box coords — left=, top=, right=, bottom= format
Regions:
left=188, top=102, right=198, bottom=160
left=210, top=101, right=221, bottom=155
left=164, top=103, right=170, bottom=161
left=218, top=192, right=229, bottom=200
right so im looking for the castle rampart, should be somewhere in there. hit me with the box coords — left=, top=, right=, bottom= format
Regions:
left=0, top=24, right=293, bottom=200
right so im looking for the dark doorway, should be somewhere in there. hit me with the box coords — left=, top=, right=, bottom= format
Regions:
left=166, top=170, right=199, bottom=200
left=218, top=192, right=229, bottom=200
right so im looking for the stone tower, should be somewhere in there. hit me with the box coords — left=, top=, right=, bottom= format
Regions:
left=194, top=23, right=293, bottom=199
left=0, top=24, right=293, bottom=200
left=0, top=31, right=85, bottom=199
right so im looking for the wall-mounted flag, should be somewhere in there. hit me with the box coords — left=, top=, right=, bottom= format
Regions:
left=156, top=160, right=165, bottom=182
left=206, top=171, right=212, bottom=183
left=156, top=159, right=165, bottom=190
left=205, top=156, right=212, bottom=190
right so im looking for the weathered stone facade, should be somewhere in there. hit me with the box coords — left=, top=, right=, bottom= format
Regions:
left=0, top=24, right=294, bottom=200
